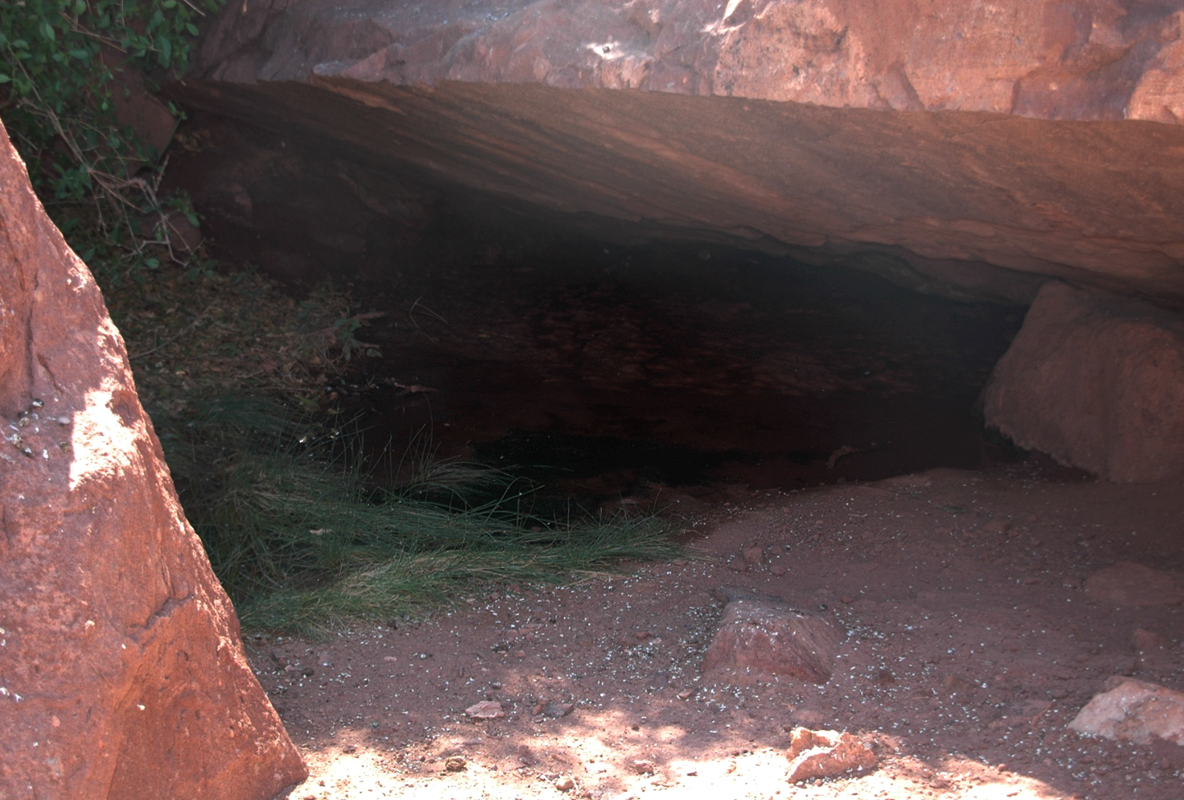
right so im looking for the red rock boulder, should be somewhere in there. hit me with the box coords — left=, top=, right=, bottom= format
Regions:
left=785, top=727, right=878, bottom=783
left=1070, top=677, right=1184, bottom=746
left=0, top=119, right=306, bottom=799
left=983, top=281, right=1184, bottom=482
left=701, top=588, right=844, bottom=683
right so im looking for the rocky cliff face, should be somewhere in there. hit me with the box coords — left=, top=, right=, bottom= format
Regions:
left=174, top=0, right=1184, bottom=303
left=0, top=119, right=307, bottom=800
left=163, top=0, right=1184, bottom=482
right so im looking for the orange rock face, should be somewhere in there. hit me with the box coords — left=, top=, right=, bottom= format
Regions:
left=175, top=0, right=1184, bottom=304
left=0, top=120, right=306, bottom=799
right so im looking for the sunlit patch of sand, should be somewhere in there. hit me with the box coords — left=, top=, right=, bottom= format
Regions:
left=290, top=727, right=1070, bottom=800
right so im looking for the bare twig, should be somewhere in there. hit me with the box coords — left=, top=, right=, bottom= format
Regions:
left=408, top=296, right=447, bottom=343
left=409, top=296, right=448, bottom=325
left=129, top=309, right=211, bottom=361
left=311, top=311, right=387, bottom=337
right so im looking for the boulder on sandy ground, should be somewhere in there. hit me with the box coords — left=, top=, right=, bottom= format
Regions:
left=1070, top=677, right=1184, bottom=746
left=0, top=120, right=306, bottom=798
left=983, top=282, right=1184, bottom=483
left=701, top=588, right=843, bottom=683
left=785, top=727, right=878, bottom=782
left=1084, top=562, right=1184, bottom=607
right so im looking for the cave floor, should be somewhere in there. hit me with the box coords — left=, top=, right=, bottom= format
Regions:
left=248, top=245, right=1183, bottom=799
left=250, top=464, right=1184, bottom=800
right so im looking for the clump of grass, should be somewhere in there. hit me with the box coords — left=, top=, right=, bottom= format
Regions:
left=165, top=395, right=680, bottom=635
left=103, top=262, right=680, bottom=634
left=239, top=514, right=678, bottom=635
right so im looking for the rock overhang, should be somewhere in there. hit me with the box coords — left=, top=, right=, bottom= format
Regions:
left=173, top=0, right=1184, bottom=305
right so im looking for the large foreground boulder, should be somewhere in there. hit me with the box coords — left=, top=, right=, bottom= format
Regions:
left=0, top=120, right=306, bottom=797
left=983, top=281, right=1184, bottom=482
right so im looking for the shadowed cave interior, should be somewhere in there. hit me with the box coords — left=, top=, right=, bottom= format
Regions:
left=356, top=240, right=1033, bottom=505
left=164, top=116, right=1054, bottom=511
left=258, top=226, right=1037, bottom=511
left=162, top=114, right=1092, bottom=518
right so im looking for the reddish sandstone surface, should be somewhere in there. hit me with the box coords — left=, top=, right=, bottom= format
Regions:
left=0, top=120, right=306, bottom=800
left=984, top=281, right=1184, bottom=483
left=173, top=0, right=1184, bottom=304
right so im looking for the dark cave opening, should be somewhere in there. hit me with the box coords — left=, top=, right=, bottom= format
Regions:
left=335, top=235, right=1027, bottom=508
left=163, top=113, right=1035, bottom=508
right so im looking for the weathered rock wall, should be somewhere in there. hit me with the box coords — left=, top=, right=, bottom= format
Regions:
left=171, top=0, right=1184, bottom=304
left=169, top=0, right=1184, bottom=480
left=196, top=0, right=1184, bottom=122
left=0, top=119, right=306, bottom=799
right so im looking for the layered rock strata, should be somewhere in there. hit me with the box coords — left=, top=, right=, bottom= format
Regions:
left=172, top=0, right=1184, bottom=303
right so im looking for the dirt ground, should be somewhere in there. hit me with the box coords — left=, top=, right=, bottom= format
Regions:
left=252, top=460, right=1184, bottom=800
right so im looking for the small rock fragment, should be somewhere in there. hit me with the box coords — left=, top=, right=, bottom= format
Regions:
left=465, top=700, right=505, bottom=719
left=785, top=727, right=878, bottom=782
left=631, top=759, right=656, bottom=774
left=983, top=518, right=1013, bottom=534
left=644, top=671, right=670, bottom=691
left=1132, top=628, right=1167, bottom=650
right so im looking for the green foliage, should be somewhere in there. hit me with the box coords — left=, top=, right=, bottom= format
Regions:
left=0, top=0, right=222, bottom=271
left=164, top=398, right=681, bottom=635
left=108, top=261, right=680, bottom=636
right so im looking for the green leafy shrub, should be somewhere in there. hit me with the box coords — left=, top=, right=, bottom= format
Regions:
left=0, top=0, right=222, bottom=270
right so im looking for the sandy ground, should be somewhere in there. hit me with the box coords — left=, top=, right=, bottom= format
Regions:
left=252, top=461, right=1184, bottom=800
